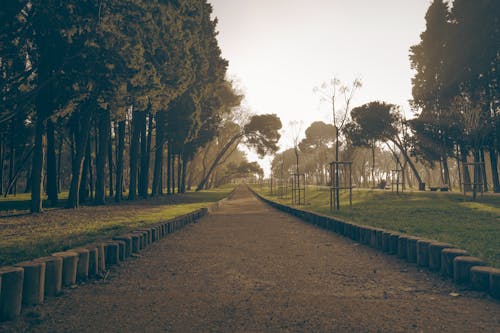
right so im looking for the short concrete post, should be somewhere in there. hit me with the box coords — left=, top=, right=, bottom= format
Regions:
left=370, top=229, right=378, bottom=249
left=406, top=236, right=419, bottom=263
left=470, top=266, right=494, bottom=291
left=489, top=269, right=500, bottom=299
left=34, top=256, right=62, bottom=297
left=388, top=233, right=400, bottom=255
left=115, top=240, right=126, bottom=261
left=52, top=251, right=79, bottom=287
left=104, top=242, right=120, bottom=266
left=95, top=243, right=106, bottom=274
left=416, top=239, right=432, bottom=267
left=381, top=231, right=391, bottom=252
left=453, top=256, right=486, bottom=284
left=428, top=242, right=453, bottom=271
left=376, top=230, right=383, bottom=250
left=71, top=248, right=90, bottom=282
left=441, top=248, right=468, bottom=277
left=130, top=234, right=141, bottom=253
left=0, top=266, right=24, bottom=321
left=113, top=235, right=132, bottom=258
left=86, top=245, right=99, bottom=278
left=397, top=235, right=408, bottom=259
left=15, top=261, right=45, bottom=306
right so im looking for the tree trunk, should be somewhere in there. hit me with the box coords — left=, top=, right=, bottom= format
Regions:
left=95, top=109, right=109, bottom=205
left=371, top=143, right=376, bottom=188
left=489, top=146, right=500, bottom=193
left=8, top=121, right=16, bottom=195
left=442, top=155, right=451, bottom=189
left=0, top=133, right=3, bottom=195
left=171, top=153, right=176, bottom=194
left=30, top=113, right=46, bottom=213
left=180, top=154, right=187, bottom=193
left=460, top=144, right=471, bottom=192
left=115, top=120, right=125, bottom=202
left=391, top=139, right=424, bottom=188
left=46, top=119, right=58, bottom=205
left=128, top=110, right=142, bottom=200
left=480, top=149, right=488, bottom=192
left=167, top=143, right=171, bottom=195
left=196, top=133, right=243, bottom=191
left=57, top=130, right=63, bottom=193
left=67, top=104, right=93, bottom=209
left=152, top=113, right=164, bottom=196
left=108, top=119, right=114, bottom=198
left=139, top=111, right=151, bottom=198
left=79, top=137, right=90, bottom=203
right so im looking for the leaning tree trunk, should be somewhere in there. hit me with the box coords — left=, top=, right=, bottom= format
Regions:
left=95, top=108, right=109, bottom=205
left=480, top=149, right=488, bottom=192
left=196, top=133, right=243, bottom=191
left=115, top=120, right=125, bottom=202
left=0, top=133, right=3, bottom=195
left=46, top=118, right=58, bottom=205
left=391, top=139, right=423, bottom=188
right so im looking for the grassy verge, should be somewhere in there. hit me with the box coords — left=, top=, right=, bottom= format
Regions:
left=252, top=185, right=500, bottom=268
left=0, top=185, right=235, bottom=266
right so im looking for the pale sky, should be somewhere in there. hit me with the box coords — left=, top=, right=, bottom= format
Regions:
left=209, top=0, right=431, bottom=174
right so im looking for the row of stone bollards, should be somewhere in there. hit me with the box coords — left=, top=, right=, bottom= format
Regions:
left=0, top=207, right=208, bottom=322
left=255, top=193, right=500, bottom=301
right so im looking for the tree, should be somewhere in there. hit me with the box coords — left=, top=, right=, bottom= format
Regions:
left=196, top=114, right=282, bottom=190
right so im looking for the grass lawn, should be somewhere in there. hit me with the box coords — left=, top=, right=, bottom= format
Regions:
left=253, top=185, right=500, bottom=268
left=0, top=185, right=235, bottom=266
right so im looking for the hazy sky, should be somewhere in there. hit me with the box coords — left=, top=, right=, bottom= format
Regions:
left=209, top=0, right=431, bottom=172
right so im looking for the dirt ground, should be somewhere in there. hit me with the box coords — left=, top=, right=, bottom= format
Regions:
left=2, top=185, right=500, bottom=332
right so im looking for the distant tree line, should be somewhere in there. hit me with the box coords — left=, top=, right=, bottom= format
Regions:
left=272, top=0, right=498, bottom=192
left=0, top=1, right=281, bottom=212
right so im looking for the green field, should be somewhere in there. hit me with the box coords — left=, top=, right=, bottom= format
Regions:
left=0, top=185, right=235, bottom=266
left=253, top=185, right=500, bottom=268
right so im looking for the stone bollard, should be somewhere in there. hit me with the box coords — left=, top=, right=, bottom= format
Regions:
left=470, top=266, right=495, bottom=291
left=86, top=245, right=99, bottom=279
left=52, top=251, right=79, bottom=287
left=151, top=227, right=158, bottom=242
left=428, top=242, right=454, bottom=271
left=15, top=261, right=45, bottom=306
left=0, top=266, right=24, bottom=322
left=71, top=248, right=90, bottom=282
left=397, top=235, right=409, bottom=259
left=406, top=236, right=419, bottom=263
left=130, top=234, right=141, bottom=253
left=388, top=233, right=400, bottom=255
left=113, top=235, right=132, bottom=258
left=453, top=256, right=486, bottom=284
left=133, top=231, right=147, bottom=249
left=441, top=248, right=468, bottom=278
left=104, top=241, right=120, bottom=266
left=416, top=239, right=432, bottom=267
left=489, top=269, right=500, bottom=299
left=34, top=256, right=62, bottom=297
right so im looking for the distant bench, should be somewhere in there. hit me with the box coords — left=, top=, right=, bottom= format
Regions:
left=429, top=186, right=449, bottom=192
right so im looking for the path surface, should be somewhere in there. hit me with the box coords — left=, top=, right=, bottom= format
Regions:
left=2, top=185, right=500, bottom=332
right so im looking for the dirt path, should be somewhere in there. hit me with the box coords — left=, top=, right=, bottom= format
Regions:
left=2, top=185, right=500, bottom=332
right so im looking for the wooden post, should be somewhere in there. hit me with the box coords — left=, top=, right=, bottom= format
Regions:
left=34, top=256, right=62, bottom=297
left=440, top=248, right=468, bottom=277
left=86, top=245, right=99, bottom=279
left=71, top=248, right=90, bottom=282
left=0, top=267, right=24, bottom=321
left=416, top=239, right=432, bottom=267
left=15, top=261, right=45, bottom=306
left=52, top=251, right=79, bottom=287
left=428, top=242, right=453, bottom=271
left=453, top=256, right=486, bottom=284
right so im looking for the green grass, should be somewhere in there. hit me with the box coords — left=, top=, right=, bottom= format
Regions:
left=253, top=185, right=500, bottom=268
left=0, top=185, right=235, bottom=266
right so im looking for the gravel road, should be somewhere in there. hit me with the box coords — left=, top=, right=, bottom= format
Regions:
left=2, top=185, right=500, bottom=332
